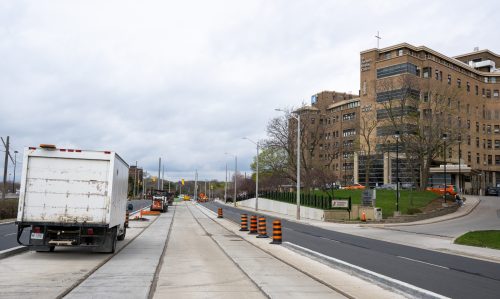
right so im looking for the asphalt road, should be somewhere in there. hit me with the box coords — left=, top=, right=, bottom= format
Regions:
left=387, top=196, right=500, bottom=237
left=0, top=199, right=151, bottom=252
left=202, top=201, right=500, bottom=299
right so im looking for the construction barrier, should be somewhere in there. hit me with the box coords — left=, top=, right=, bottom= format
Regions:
left=249, top=215, right=258, bottom=234
left=240, top=214, right=249, bottom=231
left=270, top=219, right=282, bottom=244
left=217, top=208, right=223, bottom=218
left=256, top=216, right=269, bottom=238
left=361, top=211, right=366, bottom=222
left=142, top=210, right=161, bottom=215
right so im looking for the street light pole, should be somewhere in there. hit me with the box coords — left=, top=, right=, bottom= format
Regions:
left=443, top=133, right=448, bottom=204
left=225, top=152, right=237, bottom=207
left=224, top=163, right=228, bottom=204
left=275, top=109, right=301, bottom=220
left=395, top=131, right=400, bottom=213
left=243, top=137, right=260, bottom=211
left=458, top=134, right=462, bottom=194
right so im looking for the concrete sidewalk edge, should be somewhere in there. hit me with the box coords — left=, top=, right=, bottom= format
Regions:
left=283, top=242, right=449, bottom=299
left=0, top=246, right=28, bottom=259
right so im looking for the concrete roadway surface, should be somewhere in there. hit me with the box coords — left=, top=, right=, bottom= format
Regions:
left=0, top=199, right=151, bottom=252
left=0, top=201, right=362, bottom=299
left=201, top=201, right=500, bottom=299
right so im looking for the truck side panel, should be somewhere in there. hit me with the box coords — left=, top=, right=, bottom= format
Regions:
left=19, top=156, right=110, bottom=224
left=107, top=154, right=129, bottom=228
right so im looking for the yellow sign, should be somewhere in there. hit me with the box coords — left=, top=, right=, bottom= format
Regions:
left=181, top=179, right=185, bottom=186
left=152, top=176, right=157, bottom=182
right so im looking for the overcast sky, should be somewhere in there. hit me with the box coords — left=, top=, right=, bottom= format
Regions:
left=1, top=0, right=499, bottom=182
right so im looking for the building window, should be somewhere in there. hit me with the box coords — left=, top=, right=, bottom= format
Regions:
left=487, top=125, right=492, bottom=134
left=477, top=153, right=480, bottom=164
left=495, top=125, right=500, bottom=134
left=447, top=74, right=451, bottom=85
left=376, top=88, right=420, bottom=103
left=488, top=155, right=493, bottom=165
left=467, top=135, right=471, bottom=145
left=343, top=112, right=356, bottom=121
left=487, top=90, right=492, bottom=98
left=496, top=155, right=500, bottom=165
left=488, top=140, right=492, bottom=149
left=457, top=78, right=461, bottom=88
left=423, top=67, right=431, bottom=78
left=495, top=140, right=500, bottom=149
left=475, top=85, right=479, bottom=95
left=468, top=152, right=471, bottom=163
left=376, top=63, right=418, bottom=78
left=311, top=118, right=315, bottom=124
left=467, top=120, right=470, bottom=129
left=476, top=137, right=480, bottom=147
left=494, top=90, right=499, bottom=98
left=467, top=82, right=470, bottom=92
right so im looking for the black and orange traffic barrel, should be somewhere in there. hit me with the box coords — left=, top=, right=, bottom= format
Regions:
left=240, top=214, right=249, bottom=231
left=249, top=215, right=258, bottom=234
left=270, top=219, right=282, bottom=244
left=256, top=216, right=268, bottom=238
left=217, top=208, right=223, bottom=218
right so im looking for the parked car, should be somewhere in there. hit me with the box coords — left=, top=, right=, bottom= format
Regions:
left=343, top=183, right=366, bottom=190
left=376, top=183, right=397, bottom=190
left=485, top=186, right=498, bottom=196
left=426, top=185, right=457, bottom=196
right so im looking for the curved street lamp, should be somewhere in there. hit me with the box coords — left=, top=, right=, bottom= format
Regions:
left=243, top=137, right=259, bottom=211
left=275, top=108, right=301, bottom=220
left=225, top=152, right=237, bottom=207
left=394, top=131, right=400, bottom=213
left=442, top=133, right=448, bottom=204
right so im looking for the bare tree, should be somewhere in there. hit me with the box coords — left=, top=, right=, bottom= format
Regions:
left=376, top=74, right=466, bottom=189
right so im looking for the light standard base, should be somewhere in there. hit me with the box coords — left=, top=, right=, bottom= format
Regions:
left=393, top=211, right=401, bottom=217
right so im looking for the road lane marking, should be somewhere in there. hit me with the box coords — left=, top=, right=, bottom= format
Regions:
left=3, top=233, right=16, bottom=237
left=286, top=242, right=450, bottom=299
left=397, top=256, right=450, bottom=270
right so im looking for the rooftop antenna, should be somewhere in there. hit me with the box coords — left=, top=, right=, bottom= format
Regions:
left=474, top=47, right=479, bottom=52
left=375, top=31, right=382, bottom=49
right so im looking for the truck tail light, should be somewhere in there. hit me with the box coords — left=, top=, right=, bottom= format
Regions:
left=104, top=151, right=111, bottom=154
left=33, top=226, right=41, bottom=233
left=87, top=228, right=94, bottom=235
left=29, top=147, right=36, bottom=150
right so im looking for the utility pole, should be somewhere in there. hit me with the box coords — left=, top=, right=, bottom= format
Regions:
left=133, top=161, right=137, bottom=198
left=194, top=170, right=198, bottom=200
left=162, top=165, right=165, bottom=191
left=2, top=136, right=9, bottom=200
left=158, top=157, right=161, bottom=190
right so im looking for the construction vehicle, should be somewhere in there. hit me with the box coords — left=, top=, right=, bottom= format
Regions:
left=150, top=189, right=168, bottom=212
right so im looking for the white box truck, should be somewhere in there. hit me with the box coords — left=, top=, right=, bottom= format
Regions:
left=16, top=144, right=129, bottom=253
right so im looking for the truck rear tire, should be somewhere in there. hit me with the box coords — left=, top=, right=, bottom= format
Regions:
left=117, top=225, right=126, bottom=241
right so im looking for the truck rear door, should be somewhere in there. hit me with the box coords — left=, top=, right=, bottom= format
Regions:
left=21, top=156, right=110, bottom=224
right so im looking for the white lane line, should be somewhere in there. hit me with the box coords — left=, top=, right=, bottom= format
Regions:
left=3, top=233, right=16, bottom=237
left=397, top=256, right=450, bottom=269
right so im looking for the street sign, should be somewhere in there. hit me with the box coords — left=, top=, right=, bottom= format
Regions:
left=332, top=200, right=349, bottom=208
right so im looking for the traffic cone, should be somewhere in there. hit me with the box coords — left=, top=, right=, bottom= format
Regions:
left=256, top=217, right=269, bottom=238
left=240, top=214, right=249, bottom=231
left=270, top=219, right=282, bottom=244
left=217, top=208, right=223, bottom=218
left=361, top=211, right=366, bottom=222
left=249, top=215, right=258, bottom=235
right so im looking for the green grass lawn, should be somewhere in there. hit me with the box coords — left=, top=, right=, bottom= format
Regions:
left=454, top=231, right=500, bottom=250
left=314, top=189, right=438, bottom=218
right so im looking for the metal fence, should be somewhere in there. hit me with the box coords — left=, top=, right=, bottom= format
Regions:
left=260, top=191, right=351, bottom=210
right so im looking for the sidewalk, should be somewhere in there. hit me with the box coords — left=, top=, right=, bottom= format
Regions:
left=219, top=196, right=500, bottom=263
left=154, top=202, right=347, bottom=298
left=195, top=202, right=406, bottom=299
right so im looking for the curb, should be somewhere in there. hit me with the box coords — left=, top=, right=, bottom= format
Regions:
left=0, top=246, right=28, bottom=259
left=283, top=242, right=449, bottom=299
